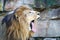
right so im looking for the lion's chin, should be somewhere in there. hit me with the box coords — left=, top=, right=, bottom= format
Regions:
left=30, top=20, right=36, bottom=32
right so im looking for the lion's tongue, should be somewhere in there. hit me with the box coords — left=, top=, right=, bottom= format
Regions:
left=31, top=22, right=36, bottom=32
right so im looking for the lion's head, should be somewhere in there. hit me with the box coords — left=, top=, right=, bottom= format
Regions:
left=15, top=5, right=40, bottom=34
left=2, top=5, right=40, bottom=40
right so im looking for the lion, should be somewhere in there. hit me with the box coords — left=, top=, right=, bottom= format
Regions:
left=2, top=5, right=40, bottom=40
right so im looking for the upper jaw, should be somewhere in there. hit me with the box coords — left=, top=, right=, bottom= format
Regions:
left=36, top=15, right=40, bottom=19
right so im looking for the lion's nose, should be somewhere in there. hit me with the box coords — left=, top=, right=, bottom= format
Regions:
left=37, top=12, right=40, bottom=17
left=37, top=12, right=41, bottom=20
left=37, top=13, right=40, bottom=15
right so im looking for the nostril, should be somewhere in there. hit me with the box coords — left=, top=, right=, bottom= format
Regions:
left=37, top=17, right=40, bottom=21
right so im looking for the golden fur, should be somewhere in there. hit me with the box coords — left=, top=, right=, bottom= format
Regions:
left=6, top=5, right=40, bottom=40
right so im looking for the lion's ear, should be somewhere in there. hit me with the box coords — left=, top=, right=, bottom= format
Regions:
left=14, top=13, right=21, bottom=22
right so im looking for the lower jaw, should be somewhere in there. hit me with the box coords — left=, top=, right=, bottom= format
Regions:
left=29, top=30, right=34, bottom=37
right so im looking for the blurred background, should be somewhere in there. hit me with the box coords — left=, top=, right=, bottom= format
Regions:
left=0, top=0, right=60, bottom=11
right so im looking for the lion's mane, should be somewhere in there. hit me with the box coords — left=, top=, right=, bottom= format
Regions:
left=2, top=6, right=34, bottom=40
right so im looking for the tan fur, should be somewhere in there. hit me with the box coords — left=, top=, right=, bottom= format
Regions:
left=6, top=5, right=40, bottom=40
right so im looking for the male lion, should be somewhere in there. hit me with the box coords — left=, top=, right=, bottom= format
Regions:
left=2, top=5, right=40, bottom=40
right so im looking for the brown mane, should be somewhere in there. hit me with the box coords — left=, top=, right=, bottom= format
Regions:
left=6, top=6, right=33, bottom=40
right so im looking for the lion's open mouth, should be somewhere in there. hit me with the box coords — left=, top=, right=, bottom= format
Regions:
left=30, top=20, right=36, bottom=32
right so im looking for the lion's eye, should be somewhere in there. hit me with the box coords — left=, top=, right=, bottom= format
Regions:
left=29, top=12, right=31, bottom=13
